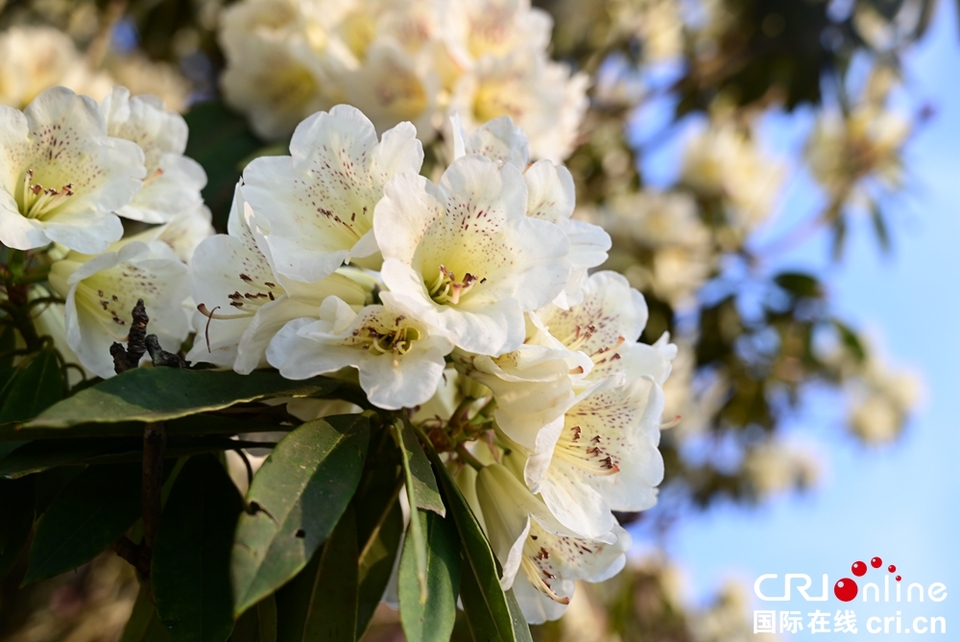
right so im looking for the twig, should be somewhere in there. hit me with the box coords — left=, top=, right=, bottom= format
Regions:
left=145, top=335, right=188, bottom=368
left=140, top=421, right=167, bottom=587
left=111, top=299, right=149, bottom=374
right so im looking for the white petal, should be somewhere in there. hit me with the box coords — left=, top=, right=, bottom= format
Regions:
left=234, top=296, right=319, bottom=374
left=244, top=105, right=422, bottom=283
left=524, top=160, right=574, bottom=223
left=464, top=116, right=530, bottom=169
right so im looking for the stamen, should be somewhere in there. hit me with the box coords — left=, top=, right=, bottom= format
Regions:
left=19, top=169, right=77, bottom=219
left=520, top=557, right=569, bottom=605
left=429, top=265, right=482, bottom=305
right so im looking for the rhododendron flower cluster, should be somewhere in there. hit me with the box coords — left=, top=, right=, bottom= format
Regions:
left=1, top=85, right=672, bottom=626
left=190, top=105, right=674, bottom=622
left=218, top=0, right=588, bottom=161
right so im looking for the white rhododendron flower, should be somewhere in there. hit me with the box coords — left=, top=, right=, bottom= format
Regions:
left=459, top=271, right=675, bottom=537
left=375, top=153, right=571, bottom=355
left=0, top=87, right=146, bottom=253
left=47, top=240, right=190, bottom=379
left=470, top=271, right=649, bottom=446
left=267, top=294, right=455, bottom=410
left=529, top=354, right=670, bottom=537
left=187, top=187, right=367, bottom=373
left=475, top=462, right=630, bottom=624
left=242, top=104, right=423, bottom=284
left=101, top=87, right=207, bottom=224
left=453, top=116, right=611, bottom=307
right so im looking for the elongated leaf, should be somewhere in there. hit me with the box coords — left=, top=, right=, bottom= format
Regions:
left=152, top=455, right=244, bottom=642
left=0, top=476, right=34, bottom=578
left=233, top=595, right=278, bottom=642
left=27, top=369, right=339, bottom=428
left=392, top=420, right=427, bottom=603
left=33, top=466, right=84, bottom=515
left=0, top=437, right=276, bottom=479
left=0, top=324, right=15, bottom=370
left=5, top=414, right=288, bottom=442
left=142, top=610, right=174, bottom=642
left=505, top=588, right=531, bottom=639
left=393, top=419, right=445, bottom=517
left=354, top=453, right=403, bottom=639
left=304, top=505, right=358, bottom=641
left=399, top=509, right=460, bottom=642
left=425, top=441, right=531, bottom=642
left=231, top=414, right=370, bottom=616
left=24, top=463, right=142, bottom=584
left=0, top=439, right=139, bottom=479
left=0, top=346, right=63, bottom=424
left=0, top=440, right=27, bottom=461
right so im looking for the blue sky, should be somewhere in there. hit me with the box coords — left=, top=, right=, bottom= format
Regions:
left=629, top=2, right=960, bottom=638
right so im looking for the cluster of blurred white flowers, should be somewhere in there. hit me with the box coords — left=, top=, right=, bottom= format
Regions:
left=585, top=190, right=715, bottom=306
left=805, top=106, right=910, bottom=203
left=680, top=119, right=785, bottom=237
left=844, top=350, right=923, bottom=445
left=218, top=0, right=588, bottom=161
left=0, top=25, right=191, bottom=112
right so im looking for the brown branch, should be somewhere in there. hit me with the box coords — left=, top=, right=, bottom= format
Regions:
left=141, top=421, right=167, bottom=558
left=111, top=536, right=149, bottom=576
left=112, top=299, right=149, bottom=374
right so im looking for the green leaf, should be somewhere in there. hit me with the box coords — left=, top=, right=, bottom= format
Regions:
left=231, top=414, right=370, bottom=616
left=505, top=588, right=533, bottom=640
left=0, top=476, right=34, bottom=578
left=5, top=413, right=289, bottom=441
left=0, top=436, right=277, bottom=479
left=0, top=440, right=28, bottom=461
left=0, top=346, right=64, bottom=425
left=392, top=420, right=427, bottom=603
left=152, top=455, right=244, bottom=642
left=142, top=610, right=174, bottom=642
left=0, top=323, right=16, bottom=370
left=869, top=200, right=892, bottom=253
left=232, top=595, right=278, bottom=642
left=27, top=369, right=340, bottom=429
left=398, top=509, right=460, bottom=642
left=832, top=319, right=867, bottom=362
left=393, top=418, right=445, bottom=517
left=352, top=443, right=403, bottom=639
left=773, top=272, right=821, bottom=299
left=119, top=583, right=160, bottom=642
left=183, top=101, right=265, bottom=230
left=33, top=466, right=84, bottom=515
left=422, top=438, right=531, bottom=642
left=24, top=463, right=142, bottom=584
left=0, top=439, right=135, bottom=479
left=275, top=504, right=359, bottom=642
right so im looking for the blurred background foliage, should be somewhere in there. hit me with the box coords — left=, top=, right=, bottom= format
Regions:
left=0, top=0, right=934, bottom=639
